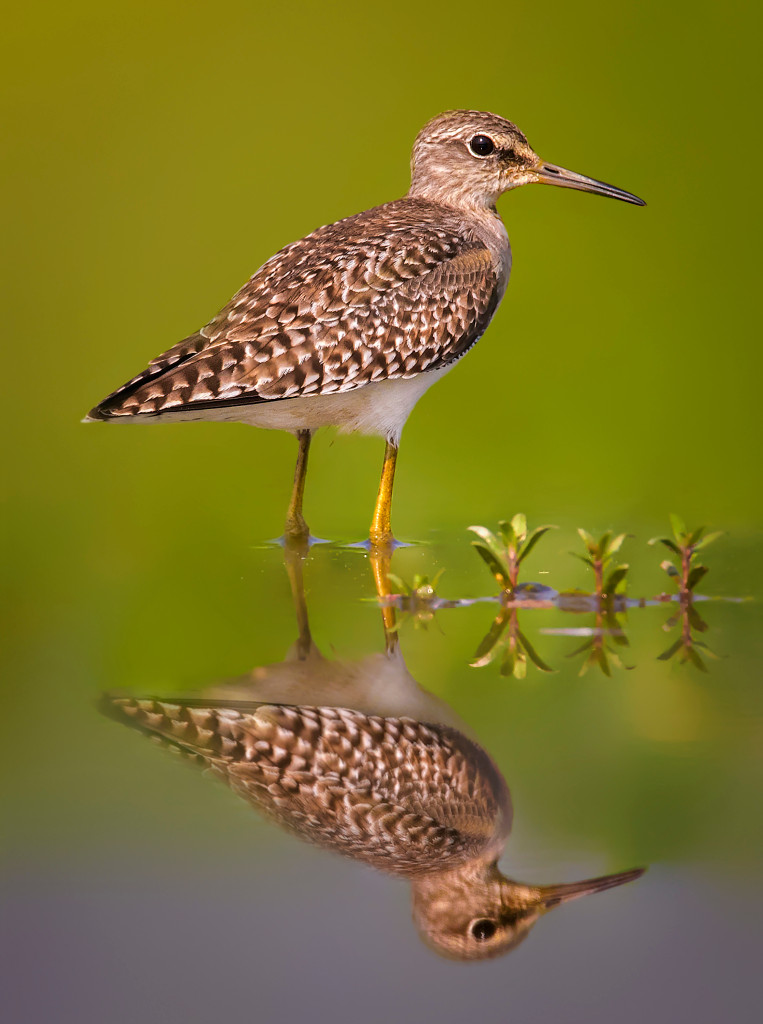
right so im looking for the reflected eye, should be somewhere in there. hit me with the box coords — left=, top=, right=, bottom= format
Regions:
left=470, top=918, right=497, bottom=941
left=468, top=135, right=495, bottom=157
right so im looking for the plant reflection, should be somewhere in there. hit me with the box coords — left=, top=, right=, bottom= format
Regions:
left=461, top=514, right=738, bottom=677
left=658, top=598, right=716, bottom=672
left=471, top=605, right=556, bottom=679
left=101, top=547, right=644, bottom=962
left=563, top=606, right=632, bottom=678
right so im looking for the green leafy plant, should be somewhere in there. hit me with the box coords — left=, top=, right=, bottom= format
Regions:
left=648, top=514, right=722, bottom=595
left=471, top=608, right=555, bottom=679
left=469, top=515, right=557, bottom=596
left=385, top=570, right=445, bottom=630
left=572, top=530, right=629, bottom=600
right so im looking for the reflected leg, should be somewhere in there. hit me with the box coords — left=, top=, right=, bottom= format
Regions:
left=369, top=440, right=398, bottom=548
left=282, top=543, right=312, bottom=659
left=285, top=430, right=312, bottom=544
left=368, top=545, right=397, bottom=644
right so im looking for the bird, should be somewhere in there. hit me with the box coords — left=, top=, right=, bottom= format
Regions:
left=102, top=692, right=643, bottom=960
left=100, top=547, right=644, bottom=961
left=85, top=109, right=645, bottom=547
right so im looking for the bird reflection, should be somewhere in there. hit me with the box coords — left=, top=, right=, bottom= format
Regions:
left=102, top=548, right=644, bottom=961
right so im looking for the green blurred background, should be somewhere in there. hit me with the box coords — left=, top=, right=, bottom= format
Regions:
left=2, top=2, right=762, bottom=1011
left=3, top=0, right=761, bottom=548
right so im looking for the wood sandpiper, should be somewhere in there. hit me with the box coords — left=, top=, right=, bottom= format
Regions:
left=86, top=110, right=644, bottom=546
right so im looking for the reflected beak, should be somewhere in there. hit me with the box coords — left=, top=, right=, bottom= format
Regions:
left=538, top=867, right=646, bottom=911
left=536, top=162, right=646, bottom=206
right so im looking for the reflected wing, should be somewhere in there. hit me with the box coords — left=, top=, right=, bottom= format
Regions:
left=88, top=199, right=500, bottom=419
left=102, top=696, right=509, bottom=875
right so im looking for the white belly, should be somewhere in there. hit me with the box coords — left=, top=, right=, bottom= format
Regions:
left=153, top=366, right=453, bottom=444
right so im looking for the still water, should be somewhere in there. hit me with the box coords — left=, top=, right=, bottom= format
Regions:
left=3, top=527, right=761, bottom=1023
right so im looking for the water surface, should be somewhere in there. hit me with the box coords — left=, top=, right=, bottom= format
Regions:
left=3, top=527, right=761, bottom=1022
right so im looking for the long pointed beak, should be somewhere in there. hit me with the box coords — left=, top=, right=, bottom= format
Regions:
left=536, top=162, right=646, bottom=206
left=538, top=866, right=646, bottom=911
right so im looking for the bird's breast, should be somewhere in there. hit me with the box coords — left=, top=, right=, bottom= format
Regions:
left=479, top=213, right=512, bottom=301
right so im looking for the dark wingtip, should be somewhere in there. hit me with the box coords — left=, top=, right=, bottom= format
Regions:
left=82, top=398, right=127, bottom=422
left=82, top=406, right=106, bottom=423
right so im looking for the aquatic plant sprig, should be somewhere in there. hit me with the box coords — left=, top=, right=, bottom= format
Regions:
left=384, top=570, right=447, bottom=630
left=469, top=515, right=557, bottom=596
left=648, top=514, right=723, bottom=596
left=458, top=514, right=734, bottom=677
left=571, top=530, right=629, bottom=601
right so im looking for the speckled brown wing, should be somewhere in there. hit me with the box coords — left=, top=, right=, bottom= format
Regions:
left=102, top=697, right=510, bottom=876
left=88, top=198, right=500, bottom=419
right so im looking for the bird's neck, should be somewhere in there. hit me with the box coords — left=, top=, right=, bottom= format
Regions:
left=408, top=175, right=500, bottom=216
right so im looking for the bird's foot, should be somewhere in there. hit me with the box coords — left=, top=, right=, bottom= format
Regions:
left=368, top=529, right=394, bottom=552
left=283, top=519, right=309, bottom=555
left=366, top=531, right=406, bottom=552
left=344, top=535, right=414, bottom=552
left=275, top=516, right=329, bottom=554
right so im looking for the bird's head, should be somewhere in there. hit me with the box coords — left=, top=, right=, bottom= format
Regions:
left=410, top=109, right=644, bottom=211
left=411, top=860, right=645, bottom=962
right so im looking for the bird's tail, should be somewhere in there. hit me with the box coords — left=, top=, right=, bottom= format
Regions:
left=99, top=693, right=262, bottom=769
left=83, top=331, right=207, bottom=421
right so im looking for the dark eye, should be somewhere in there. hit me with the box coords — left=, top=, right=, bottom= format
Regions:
left=469, top=135, right=495, bottom=157
left=470, top=918, right=497, bottom=941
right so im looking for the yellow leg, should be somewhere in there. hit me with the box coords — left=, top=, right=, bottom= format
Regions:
left=284, top=430, right=311, bottom=545
left=369, top=440, right=398, bottom=548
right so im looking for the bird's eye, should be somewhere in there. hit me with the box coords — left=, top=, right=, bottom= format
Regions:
left=470, top=918, right=497, bottom=941
left=468, top=135, right=495, bottom=158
